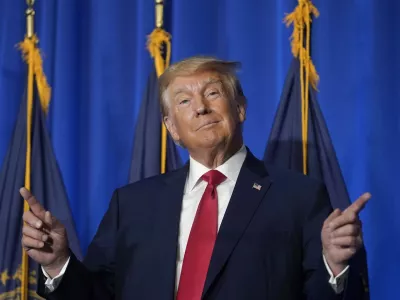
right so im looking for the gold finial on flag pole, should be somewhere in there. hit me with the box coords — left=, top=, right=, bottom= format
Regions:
left=20, top=0, right=51, bottom=113
left=26, top=0, right=35, bottom=38
left=155, top=0, right=164, bottom=28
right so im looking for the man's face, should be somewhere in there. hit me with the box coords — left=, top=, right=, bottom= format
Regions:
left=164, top=71, right=246, bottom=150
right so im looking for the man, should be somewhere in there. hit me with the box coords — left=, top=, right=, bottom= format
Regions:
left=21, top=56, right=369, bottom=299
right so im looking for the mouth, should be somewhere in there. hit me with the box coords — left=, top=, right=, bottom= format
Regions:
left=197, top=120, right=220, bottom=131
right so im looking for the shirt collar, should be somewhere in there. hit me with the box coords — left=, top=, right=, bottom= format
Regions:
left=184, top=145, right=247, bottom=194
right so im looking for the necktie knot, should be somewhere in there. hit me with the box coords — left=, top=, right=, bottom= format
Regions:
left=201, top=170, right=226, bottom=186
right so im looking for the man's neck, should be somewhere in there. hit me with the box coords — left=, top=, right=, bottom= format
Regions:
left=188, top=138, right=243, bottom=169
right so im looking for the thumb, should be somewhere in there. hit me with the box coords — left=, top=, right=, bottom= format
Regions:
left=324, top=208, right=341, bottom=226
left=44, top=211, right=53, bottom=228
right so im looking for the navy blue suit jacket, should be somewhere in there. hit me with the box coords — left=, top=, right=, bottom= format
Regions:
left=38, top=150, right=365, bottom=299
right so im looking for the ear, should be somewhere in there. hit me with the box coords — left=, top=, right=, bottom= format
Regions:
left=164, top=115, right=181, bottom=143
left=236, top=97, right=246, bottom=124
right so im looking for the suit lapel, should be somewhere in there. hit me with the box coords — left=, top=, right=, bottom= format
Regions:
left=148, top=165, right=188, bottom=300
left=202, top=151, right=273, bottom=297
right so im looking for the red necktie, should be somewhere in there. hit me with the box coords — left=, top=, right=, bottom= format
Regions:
left=177, top=170, right=227, bottom=300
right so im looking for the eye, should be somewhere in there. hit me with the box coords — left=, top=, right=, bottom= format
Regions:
left=207, top=90, right=220, bottom=98
left=179, top=99, right=190, bottom=105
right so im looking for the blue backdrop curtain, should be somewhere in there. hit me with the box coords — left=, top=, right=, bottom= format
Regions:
left=0, top=0, right=398, bottom=299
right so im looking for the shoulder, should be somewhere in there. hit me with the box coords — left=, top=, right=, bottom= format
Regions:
left=107, top=167, right=188, bottom=228
left=245, top=147, right=325, bottom=193
left=266, top=163, right=325, bottom=192
left=264, top=163, right=331, bottom=214
left=114, top=166, right=188, bottom=202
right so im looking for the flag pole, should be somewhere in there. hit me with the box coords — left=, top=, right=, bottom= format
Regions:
left=155, top=0, right=168, bottom=175
left=19, top=0, right=51, bottom=297
left=20, top=0, right=35, bottom=299
left=148, top=0, right=171, bottom=174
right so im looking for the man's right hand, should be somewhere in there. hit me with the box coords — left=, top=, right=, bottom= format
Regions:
left=20, top=187, right=70, bottom=278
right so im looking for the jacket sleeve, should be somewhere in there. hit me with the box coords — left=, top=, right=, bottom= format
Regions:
left=37, top=189, right=121, bottom=300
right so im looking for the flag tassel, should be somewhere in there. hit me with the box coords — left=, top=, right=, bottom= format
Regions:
left=147, top=26, right=171, bottom=174
left=284, top=0, right=319, bottom=174
left=19, top=36, right=52, bottom=114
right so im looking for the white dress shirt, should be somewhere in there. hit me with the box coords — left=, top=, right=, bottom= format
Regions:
left=43, top=145, right=348, bottom=293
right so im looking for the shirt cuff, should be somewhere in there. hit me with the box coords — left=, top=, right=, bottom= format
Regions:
left=323, top=254, right=349, bottom=294
left=41, top=256, right=71, bottom=292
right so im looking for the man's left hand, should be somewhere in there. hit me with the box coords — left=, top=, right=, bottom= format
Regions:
left=321, top=193, right=371, bottom=276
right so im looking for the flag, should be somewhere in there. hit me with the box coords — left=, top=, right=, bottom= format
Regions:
left=263, top=59, right=353, bottom=209
left=128, top=68, right=183, bottom=183
left=0, top=36, right=81, bottom=299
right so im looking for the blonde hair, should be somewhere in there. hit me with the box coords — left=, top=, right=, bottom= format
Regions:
left=158, top=56, right=246, bottom=117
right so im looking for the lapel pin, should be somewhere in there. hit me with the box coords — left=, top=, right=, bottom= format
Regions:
left=252, top=183, right=262, bottom=191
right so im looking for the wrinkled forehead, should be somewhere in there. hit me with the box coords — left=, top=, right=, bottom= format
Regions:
left=168, top=72, right=223, bottom=97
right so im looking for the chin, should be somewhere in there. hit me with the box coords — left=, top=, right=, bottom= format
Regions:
left=197, top=133, right=228, bottom=149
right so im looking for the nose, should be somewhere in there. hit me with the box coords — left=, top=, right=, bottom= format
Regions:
left=193, top=95, right=209, bottom=116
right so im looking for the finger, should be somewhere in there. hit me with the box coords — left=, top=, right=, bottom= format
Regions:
left=20, top=187, right=46, bottom=219
left=332, top=236, right=362, bottom=248
left=22, top=235, right=45, bottom=249
left=23, top=210, right=44, bottom=229
left=344, top=192, right=371, bottom=215
left=324, top=209, right=342, bottom=227
left=22, top=225, right=49, bottom=242
left=331, top=223, right=361, bottom=238
left=329, top=211, right=359, bottom=231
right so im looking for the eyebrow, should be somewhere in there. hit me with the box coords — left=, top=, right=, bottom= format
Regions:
left=172, top=78, right=223, bottom=98
left=203, top=78, right=222, bottom=86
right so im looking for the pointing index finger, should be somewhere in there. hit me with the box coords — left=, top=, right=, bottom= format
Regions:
left=20, top=187, right=46, bottom=219
left=344, top=192, right=371, bottom=215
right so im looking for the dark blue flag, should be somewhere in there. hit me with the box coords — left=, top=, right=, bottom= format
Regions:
left=264, top=58, right=369, bottom=299
left=129, top=68, right=182, bottom=183
left=0, top=76, right=82, bottom=299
